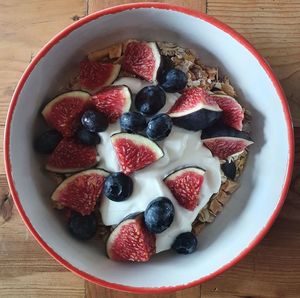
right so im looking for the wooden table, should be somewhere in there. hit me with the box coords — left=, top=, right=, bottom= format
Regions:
left=0, top=1, right=299, bottom=297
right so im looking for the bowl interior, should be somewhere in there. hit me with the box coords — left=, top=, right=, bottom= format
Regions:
left=7, top=7, right=291, bottom=289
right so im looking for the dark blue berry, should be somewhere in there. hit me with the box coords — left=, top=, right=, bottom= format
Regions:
left=103, top=172, right=133, bottom=202
left=157, top=55, right=175, bottom=82
left=144, top=197, right=175, bottom=233
left=120, top=112, right=147, bottom=133
left=76, top=128, right=101, bottom=145
left=81, top=110, right=108, bottom=132
left=68, top=212, right=97, bottom=240
left=135, top=86, right=166, bottom=116
left=158, top=68, right=187, bottom=93
left=34, top=130, right=62, bottom=154
left=171, top=232, right=198, bottom=254
left=221, top=161, right=236, bottom=180
left=146, top=114, right=173, bottom=141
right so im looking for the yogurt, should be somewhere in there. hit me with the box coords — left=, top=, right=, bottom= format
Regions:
left=98, top=78, right=221, bottom=253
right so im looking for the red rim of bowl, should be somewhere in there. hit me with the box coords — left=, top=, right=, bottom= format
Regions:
left=4, top=2, right=294, bottom=294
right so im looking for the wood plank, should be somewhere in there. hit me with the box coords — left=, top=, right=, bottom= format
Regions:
left=207, top=0, right=300, bottom=127
left=201, top=210, right=300, bottom=297
left=0, top=125, right=5, bottom=174
left=85, top=285, right=201, bottom=298
left=0, top=175, right=85, bottom=298
left=0, top=0, right=87, bottom=126
left=89, top=0, right=207, bottom=14
left=0, top=0, right=87, bottom=297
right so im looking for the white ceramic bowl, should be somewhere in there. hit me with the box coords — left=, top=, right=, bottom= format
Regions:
left=4, top=3, right=294, bottom=293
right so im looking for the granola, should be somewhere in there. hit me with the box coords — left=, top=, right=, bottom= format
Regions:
left=85, top=41, right=249, bottom=240
left=36, top=39, right=252, bottom=261
left=155, top=41, right=250, bottom=236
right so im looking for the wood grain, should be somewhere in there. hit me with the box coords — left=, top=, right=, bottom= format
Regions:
left=88, top=0, right=207, bottom=13
left=0, top=0, right=87, bottom=297
left=0, top=0, right=87, bottom=126
left=85, top=285, right=201, bottom=298
left=0, top=194, right=85, bottom=298
left=0, top=125, right=5, bottom=174
left=1, top=0, right=300, bottom=297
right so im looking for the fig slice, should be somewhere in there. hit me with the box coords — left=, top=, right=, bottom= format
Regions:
left=79, top=60, right=121, bottom=94
left=168, top=87, right=222, bottom=131
left=164, top=166, right=205, bottom=211
left=209, top=93, right=244, bottom=131
left=42, top=91, right=91, bottom=137
left=51, top=169, right=109, bottom=215
left=106, top=213, right=156, bottom=262
left=111, top=133, right=164, bottom=175
left=91, top=85, right=131, bottom=123
left=122, top=41, right=161, bottom=82
left=46, top=138, right=99, bottom=173
left=201, top=124, right=253, bottom=160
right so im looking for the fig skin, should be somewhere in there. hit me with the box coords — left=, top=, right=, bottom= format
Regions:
left=172, top=109, right=222, bottom=131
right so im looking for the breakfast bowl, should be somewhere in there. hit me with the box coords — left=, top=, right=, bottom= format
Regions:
left=4, top=2, right=294, bottom=293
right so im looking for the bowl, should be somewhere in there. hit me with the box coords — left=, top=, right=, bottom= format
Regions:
left=4, top=3, right=294, bottom=293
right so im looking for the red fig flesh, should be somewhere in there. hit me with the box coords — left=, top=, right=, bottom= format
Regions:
left=51, top=169, right=109, bottom=215
left=80, top=60, right=121, bottom=94
left=164, top=166, right=205, bottom=211
left=42, top=91, right=90, bottom=137
left=122, top=41, right=161, bottom=82
left=111, top=133, right=164, bottom=175
left=106, top=214, right=156, bottom=262
left=46, top=138, right=98, bottom=173
left=210, top=94, right=244, bottom=131
left=201, top=124, right=253, bottom=159
left=91, top=85, right=131, bottom=123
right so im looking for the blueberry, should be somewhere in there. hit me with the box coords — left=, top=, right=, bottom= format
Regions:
left=135, top=86, right=166, bottom=116
left=34, top=130, right=62, bottom=154
left=171, top=232, right=198, bottom=254
left=81, top=110, right=108, bottom=132
left=158, top=68, right=187, bottom=93
left=68, top=212, right=97, bottom=240
left=76, top=128, right=101, bottom=145
left=120, top=112, right=147, bottom=133
left=146, top=114, right=173, bottom=141
left=103, top=172, right=133, bottom=202
left=144, top=197, right=175, bottom=233
left=221, top=161, right=236, bottom=180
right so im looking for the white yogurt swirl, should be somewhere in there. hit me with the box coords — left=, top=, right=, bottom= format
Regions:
left=98, top=78, right=221, bottom=253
